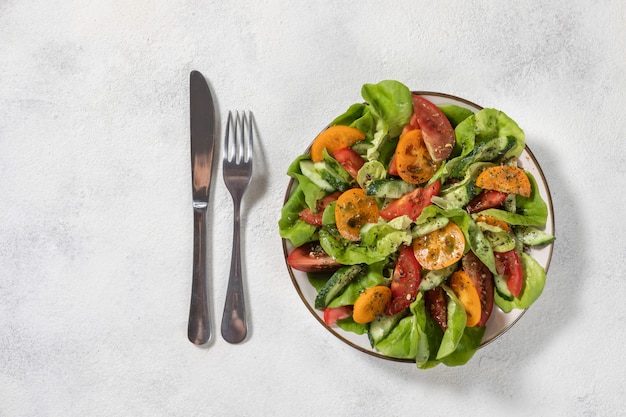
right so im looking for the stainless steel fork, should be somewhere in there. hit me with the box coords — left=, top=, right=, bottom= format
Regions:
left=220, top=110, right=253, bottom=344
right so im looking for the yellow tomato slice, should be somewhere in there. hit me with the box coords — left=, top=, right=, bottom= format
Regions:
left=352, top=285, right=392, bottom=324
left=394, top=129, right=440, bottom=184
left=412, top=222, right=465, bottom=270
left=449, top=270, right=481, bottom=327
left=335, top=188, right=379, bottom=241
left=475, top=165, right=531, bottom=198
left=475, top=215, right=511, bottom=232
left=310, top=125, right=366, bottom=162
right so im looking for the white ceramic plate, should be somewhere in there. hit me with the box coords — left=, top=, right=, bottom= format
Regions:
left=281, top=92, right=555, bottom=362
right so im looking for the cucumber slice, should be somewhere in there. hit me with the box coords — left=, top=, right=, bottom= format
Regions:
left=484, top=230, right=516, bottom=252
left=432, top=181, right=476, bottom=210
left=368, top=311, right=407, bottom=347
left=418, top=264, right=457, bottom=291
left=514, top=226, right=555, bottom=246
left=503, top=192, right=517, bottom=213
left=450, top=136, right=516, bottom=178
left=314, top=265, right=363, bottom=309
left=494, top=273, right=514, bottom=301
left=432, top=161, right=490, bottom=209
left=322, top=149, right=353, bottom=192
left=319, top=167, right=351, bottom=192
left=412, top=215, right=449, bottom=238
left=299, top=160, right=335, bottom=192
left=366, top=179, right=415, bottom=199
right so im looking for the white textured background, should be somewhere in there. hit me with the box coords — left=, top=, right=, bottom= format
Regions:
left=1, top=1, right=625, bottom=416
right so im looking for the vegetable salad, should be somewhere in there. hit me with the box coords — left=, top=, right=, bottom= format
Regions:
left=279, top=81, right=554, bottom=368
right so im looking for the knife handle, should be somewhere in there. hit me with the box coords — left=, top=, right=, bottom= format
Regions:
left=188, top=206, right=211, bottom=345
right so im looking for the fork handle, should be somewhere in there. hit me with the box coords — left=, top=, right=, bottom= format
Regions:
left=188, top=207, right=211, bottom=345
left=221, top=199, right=248, bottom=344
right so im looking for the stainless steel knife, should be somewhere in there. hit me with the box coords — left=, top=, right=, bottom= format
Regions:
left=188, top=70, right=217, bottom=345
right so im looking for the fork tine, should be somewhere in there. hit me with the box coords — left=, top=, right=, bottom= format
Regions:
left=237, top=111, right=244, bottom=163
left=245, top=111, right=253, bottom=163
left=235, top=110, right=242, bottom=163
left=232, top=110, right=242, bottom=164
left=224, top=110, right=233, bottom=162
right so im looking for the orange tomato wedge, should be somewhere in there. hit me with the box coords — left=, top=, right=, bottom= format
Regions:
left=475, top=215, right=510, bottom=232
left=352, top=285, right=392, bottom=324
left=449, top=270, right=481, bottom=327
left=475, top=165, right=531, bottom=198
left=394, top=129, right=440, bottom=184
left=334, top=188, right=379, bottom=241
left=412, top=222, right=465, bottom=270
left=310, top=125, right=366, bottom=162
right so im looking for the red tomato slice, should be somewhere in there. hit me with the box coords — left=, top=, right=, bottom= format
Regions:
left=323, top=306, right=353, bottom=326
left=494, top=248, right=523, bottom=298
left=298, top=191, right=342, bottom=226
left=410, top=95, right=455, bottom=161
left=386, top=245, right=421, bottom=315
left=286, top=241, right=341, bottom=273
left=425, top=286, right=447, bottom=332
left=466, top=190, right=507, bottom=214
left=462, top=251, right=495, bottom=327
left=332, top=148, right=365, bottom=180
left=379, top=180, right=441, bottom=221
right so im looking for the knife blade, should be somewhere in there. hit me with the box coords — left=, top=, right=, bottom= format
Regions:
left=188, top=70, right=216, bottom=345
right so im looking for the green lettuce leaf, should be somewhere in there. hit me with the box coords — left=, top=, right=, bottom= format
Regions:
left=375, top=294, right=425, bottom=360
left=439, top=104, right=475, bottom=128
left=361, top=80, right=413, bottom=161
left=440, top=326, right=486, bottom=367
left=336, top=316, right=368, bottom=335
left=307, top=273, right=332, bottom=292
left=361, top=80, right=413, bottom=139
left=286, top=154, right=327, bottom=211
left=356, top=160, right=387, bottom=189
left=286, top=153, right=309, bottom=178
left=436, top=285, right=467, bottom=360
left=318, top=222, right=411, bottom=265
left=278, top=184, right=318, bottom=247
left=417, top=292, right=486, bottom=368
left=330, top=103, right=375, bottom=141
left=374, top=315, right=417, bottom=359
left=292, top=173, right=326, bottom=212
left=452, top=113, right=477, bottom=158
left=474, top=108, right=525, bottom=159
left=321, top=201, right=336, bottom=226
left=415, top=314, right=445, bottom=369
left=411, top=294, right=431, bottom=366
